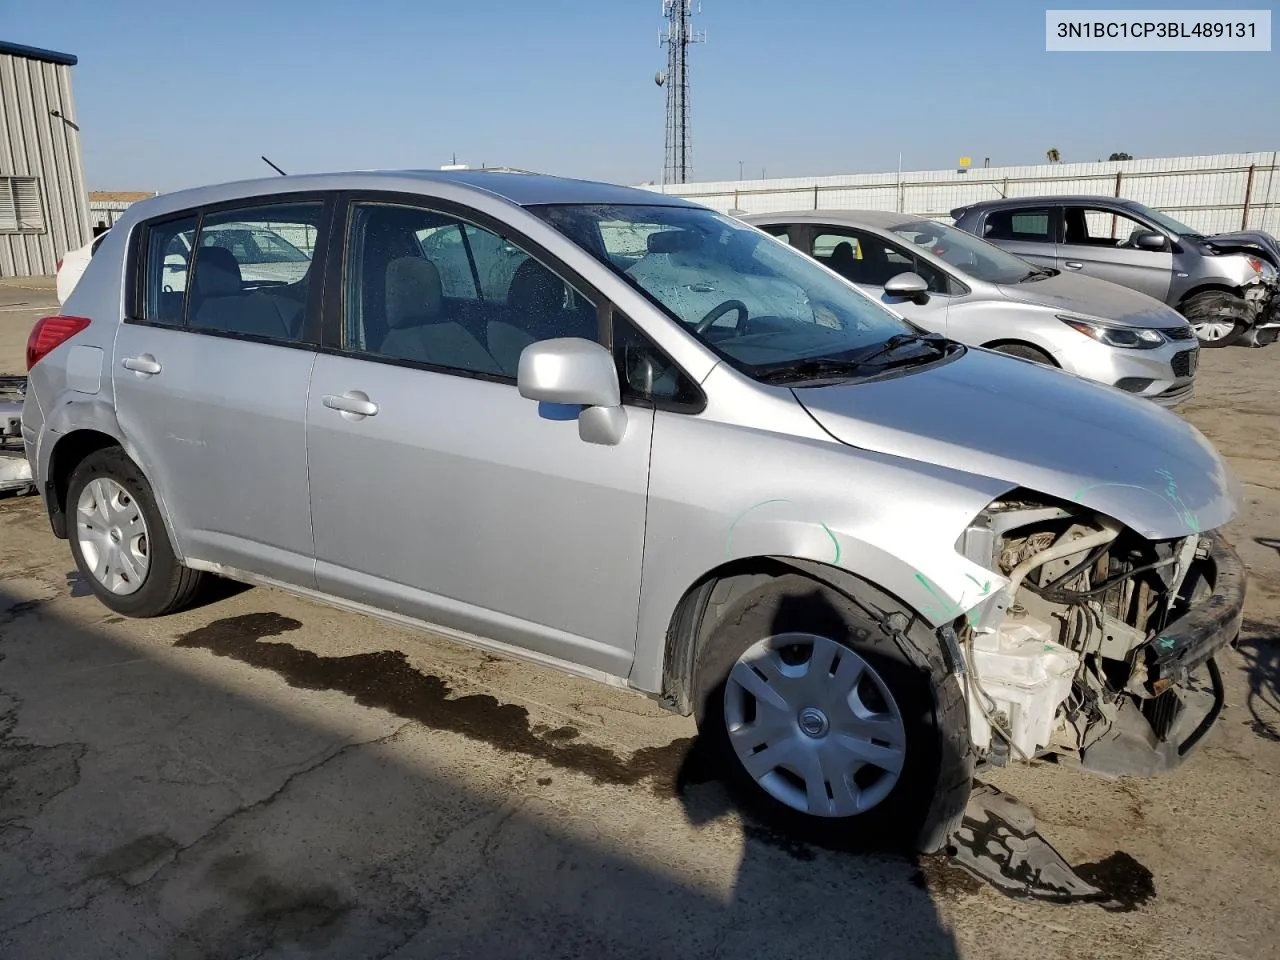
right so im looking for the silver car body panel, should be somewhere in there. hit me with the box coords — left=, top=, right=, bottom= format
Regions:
left=25, top=171, right=1240, bottom=704
left=744, top=211, right=1198, bottom=406
left=953, top=196, right=1273, bottom=306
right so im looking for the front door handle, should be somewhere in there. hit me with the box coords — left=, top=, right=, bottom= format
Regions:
left=322, top=390, right=378, bottom=419
left=1063, top=261, right=1084, bottom=270
left=121, top=354, right=162, bottom=375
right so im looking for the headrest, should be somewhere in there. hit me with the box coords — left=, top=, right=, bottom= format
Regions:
left=831, top=241, right=855, bottom=262
left=647, top=229, right=702, bottom=254
left=385, top=257, right=443, bottom=329
left=506, top=257, right=565, bottom=316
left=192, top=246, right=242, bottom=298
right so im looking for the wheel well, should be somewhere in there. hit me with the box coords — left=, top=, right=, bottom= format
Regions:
left=660, top=557, right=925, bottom=715
left=980, top=339, right=1059, bottom=367
left=45, top=429, right=120, bottom=539
left=1178, top=284, right=1245, bottom=306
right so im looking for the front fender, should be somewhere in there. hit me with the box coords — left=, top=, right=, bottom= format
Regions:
left=628, top=407, right=1015, bottom=696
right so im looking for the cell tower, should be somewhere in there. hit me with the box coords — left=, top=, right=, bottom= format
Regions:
left=655, top=1, right=704, bottom=185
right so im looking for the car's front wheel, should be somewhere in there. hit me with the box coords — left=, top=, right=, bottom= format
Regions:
left=1180, top=290, right=1250, bottom=347
left=66, top=447, right=204, bottom=617
left=693, top=574, right=972, bottom=852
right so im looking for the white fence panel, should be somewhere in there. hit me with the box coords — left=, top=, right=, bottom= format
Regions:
left=643, top=152, right=1280, bottom=235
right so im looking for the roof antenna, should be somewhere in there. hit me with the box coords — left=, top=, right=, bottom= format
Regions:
left=261, top=155, right=287, bottom=176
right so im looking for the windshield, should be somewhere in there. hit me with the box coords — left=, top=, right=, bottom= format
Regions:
left=532, top=204, right=915, bottom=376
left=888, top=219, right=1037, bottom=285
left=1130, top=203, right=1198, bottom=237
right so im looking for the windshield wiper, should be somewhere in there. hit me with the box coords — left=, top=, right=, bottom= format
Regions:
left=756, top=357, right=871, bottom=384
left=1017, top=267, right=1054, bottom=282
left=846, top=331, right=949, bottom=366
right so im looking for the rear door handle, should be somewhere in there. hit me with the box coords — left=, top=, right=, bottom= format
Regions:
left=121, top=354, right=162, bottom=375
left=322, top=391, right=378, bottom=418
left=1063, top=261, right=1084, bottom=270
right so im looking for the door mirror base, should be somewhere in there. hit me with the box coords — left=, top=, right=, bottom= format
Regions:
left=579, top=404, right=628, bottom=445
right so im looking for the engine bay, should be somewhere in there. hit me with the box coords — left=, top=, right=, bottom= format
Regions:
left=955, top=494, right=1235, bottom=772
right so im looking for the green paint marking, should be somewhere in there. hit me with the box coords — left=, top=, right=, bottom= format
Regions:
left=724, top=498, right=794, bottom=559
left=964, top=573, right=992, bottom=595
left=820, top=522, right=841, bottom=565
left=1072, top=469, right=1201, bottom=535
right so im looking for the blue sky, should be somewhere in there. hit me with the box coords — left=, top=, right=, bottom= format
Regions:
left=6, top=0, right=1277, bottom=191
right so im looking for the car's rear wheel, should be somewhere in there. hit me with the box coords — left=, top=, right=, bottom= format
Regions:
left=693, top=574, right=972, bottom=852
left=1180, top=290, right=1250, bottom=347
left=67, top=447, right=203, bottom=617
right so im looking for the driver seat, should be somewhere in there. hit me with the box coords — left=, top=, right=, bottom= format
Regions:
left=826, top=241, right=857, bottom=280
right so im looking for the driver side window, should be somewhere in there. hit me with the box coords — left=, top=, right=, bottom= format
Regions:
left=811, top=229, right=948, bottom=293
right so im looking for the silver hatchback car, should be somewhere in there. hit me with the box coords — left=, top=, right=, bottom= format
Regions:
left=24, top=171, right=1244, bottom=852
left=745, top=211, right=1199, bottom=407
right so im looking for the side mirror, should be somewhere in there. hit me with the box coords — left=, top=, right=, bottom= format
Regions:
left=517, top=338, right=628, bottom=446
left=884, top=271, right=930, bottom=303
left=1134, top=231, right=1166, bottom=252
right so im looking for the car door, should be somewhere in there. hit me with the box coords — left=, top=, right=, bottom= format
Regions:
left=977, top=205, right=1060, bottom=268
left=113, top=196, right=332, bottom=585
left=1056, top=204, right=1173, bottom=301
left=802, top=226, right=951, bottom=334
left=304, top=196, right=654, bottom=677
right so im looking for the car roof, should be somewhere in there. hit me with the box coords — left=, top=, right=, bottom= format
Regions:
left=743, top=209, right=924, bottom=230
left=121, top=170, right=699, bottom=223
left=952, top=195, right=1144, bottom=218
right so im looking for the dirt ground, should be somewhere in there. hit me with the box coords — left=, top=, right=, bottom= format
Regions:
left=2, top=281, right=1278, bottom=959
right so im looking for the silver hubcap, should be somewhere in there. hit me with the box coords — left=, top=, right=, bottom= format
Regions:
left=1193, top=320, right=1235, bottom=341
left=724, top=632, right=906, bottom=818
left=76, top=477, right=149, bottom=595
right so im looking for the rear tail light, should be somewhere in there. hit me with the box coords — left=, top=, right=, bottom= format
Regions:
left=27, top=315, right=91, bottom=371
left=56, top=258, right=64, bottom=272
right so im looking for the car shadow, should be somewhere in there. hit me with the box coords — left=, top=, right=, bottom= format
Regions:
left=1235, top=617, right=1280, bottom=743
left=1255, top=537, right=1280, bottom=558
left=0, top=584, right=965, bottom=959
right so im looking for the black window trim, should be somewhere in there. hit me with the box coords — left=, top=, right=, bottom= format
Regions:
left=126, top=190, right=337, bottom=351
left=321, top=190, right=706, bottom=413
left=981, top=205, right=1061, bottom=245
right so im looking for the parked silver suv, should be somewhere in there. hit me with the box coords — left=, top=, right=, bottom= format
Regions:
left=745, top=211, right=1198, bottom=406
left=24, top=171, right=1245, bottom=851
left=952, top=196, right=1280, bottom=347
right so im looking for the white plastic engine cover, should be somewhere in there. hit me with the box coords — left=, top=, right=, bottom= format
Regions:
left=966, top=610, right=1079, bottom=757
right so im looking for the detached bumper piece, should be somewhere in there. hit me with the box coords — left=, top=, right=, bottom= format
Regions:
left=1082, top=535, right=1244, bottom=777
left=0, top=377, right=34, bottom=495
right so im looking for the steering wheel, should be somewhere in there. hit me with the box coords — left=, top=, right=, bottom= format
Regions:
left=695, top=299, right=748, bottom=334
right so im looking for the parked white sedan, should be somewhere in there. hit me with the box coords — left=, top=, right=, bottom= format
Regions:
left=56, top=231, right=109, bottom=304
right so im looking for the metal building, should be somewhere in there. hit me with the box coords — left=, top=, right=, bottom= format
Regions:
left=0, top=41, right=91, bottom=278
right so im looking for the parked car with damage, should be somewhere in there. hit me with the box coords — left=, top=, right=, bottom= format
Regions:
left=23, top=171, right=1245, bottom=851
left=744, top=210, right=1199, bottom=407
left=951, top=196, right=1280, bottom=347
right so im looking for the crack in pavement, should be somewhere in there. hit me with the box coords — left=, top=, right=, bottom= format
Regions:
left=0, top=721, right=414, bottom=941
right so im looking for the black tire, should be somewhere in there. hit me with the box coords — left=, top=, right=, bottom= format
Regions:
left=990, top=342, right=1055, bottom=365
left=1179, top=290, right=1250, bottom=348
left=693, top=574, right=972, bottom=853
left=66, top=447, right=204, bottom=617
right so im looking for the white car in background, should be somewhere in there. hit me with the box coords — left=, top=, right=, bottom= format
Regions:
left=56, top=231, right=109, bottom=304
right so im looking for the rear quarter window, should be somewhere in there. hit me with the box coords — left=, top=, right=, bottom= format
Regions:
left=984, top=208, right=1053, bottom=243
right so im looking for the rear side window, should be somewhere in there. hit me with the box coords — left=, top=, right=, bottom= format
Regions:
left=984, top=208, right=1053, bottom=243
left=142, top=216, right=197, bottom=326
left=139, top=203, right=322, bottom=340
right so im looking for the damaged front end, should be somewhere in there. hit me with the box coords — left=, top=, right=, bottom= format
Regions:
left=953, top=493, right=1245, bottom=776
